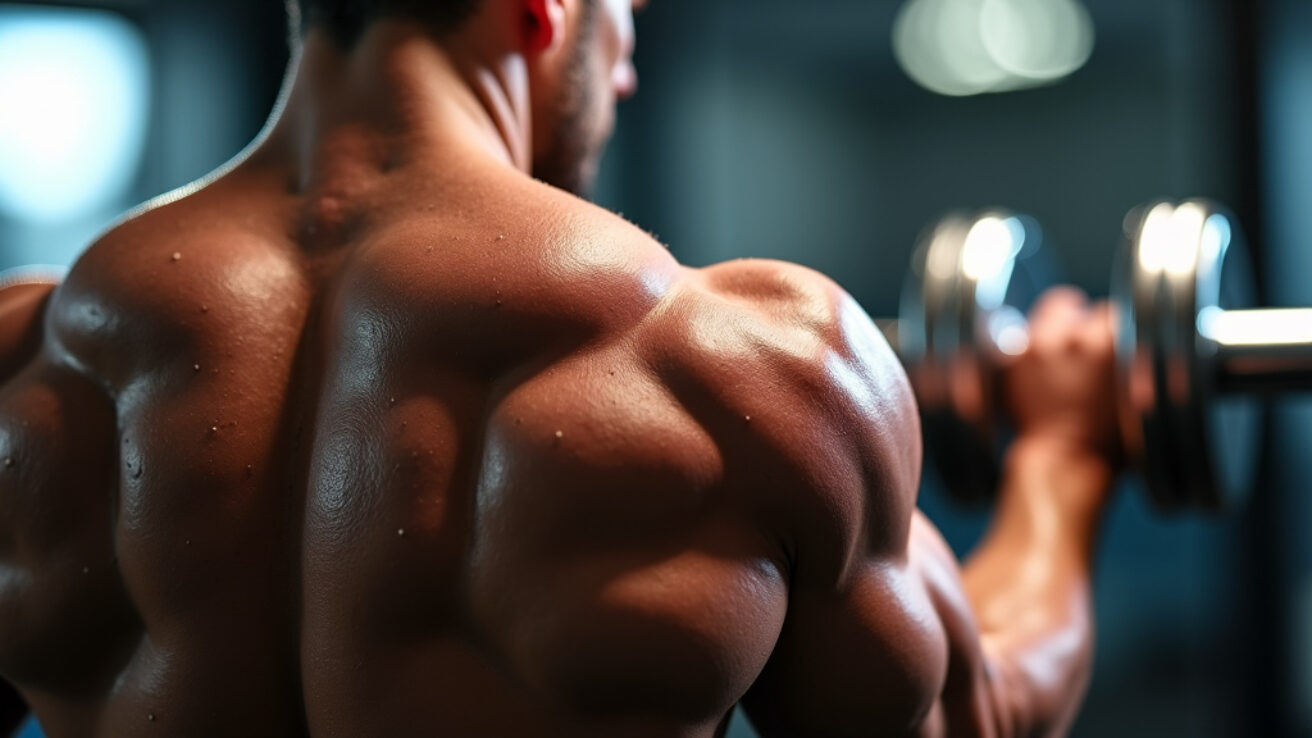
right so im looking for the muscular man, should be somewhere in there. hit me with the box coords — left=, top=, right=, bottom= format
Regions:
left=0, top=0, right=1122, bottom=735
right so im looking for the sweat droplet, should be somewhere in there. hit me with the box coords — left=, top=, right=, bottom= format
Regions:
left=554, top=431, right=564, bottom=440
left=170, top=253, right=181, bottom=262
left=397, top=528, right=405, bottom=537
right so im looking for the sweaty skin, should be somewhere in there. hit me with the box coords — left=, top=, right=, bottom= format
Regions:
left=0, top=7, right=1119, bottom=738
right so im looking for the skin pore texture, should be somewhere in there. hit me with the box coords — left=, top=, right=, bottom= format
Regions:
left=0, top=0, right=1121, bottom=736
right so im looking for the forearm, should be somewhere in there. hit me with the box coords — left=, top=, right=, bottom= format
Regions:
left=959, top=436, right=1116, bottom=736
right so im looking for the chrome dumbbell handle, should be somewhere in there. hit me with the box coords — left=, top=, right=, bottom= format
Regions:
left=876, top=307, right=1030, bottom=364
left=1201, top=307, right=1312, bottom=394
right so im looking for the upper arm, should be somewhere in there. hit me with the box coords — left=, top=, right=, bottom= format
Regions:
left=743, top=480, right=1004, bottom=737
left=724, top=267, right=1003, bottom=737
left=741, top=527, right=954, bottom=736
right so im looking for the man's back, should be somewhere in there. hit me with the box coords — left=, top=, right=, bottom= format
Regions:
left=0, top=7, right=1123, bottom=736
left=0, top=146, right=910, bottom=735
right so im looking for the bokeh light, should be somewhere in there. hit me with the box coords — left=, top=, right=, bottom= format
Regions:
left=0, top=5, right=150, bottom=222
left=893, top=0, right=1095, bottom=97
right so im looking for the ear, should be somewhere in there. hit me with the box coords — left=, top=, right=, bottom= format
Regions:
left=524, top=0, right=567, bottom=55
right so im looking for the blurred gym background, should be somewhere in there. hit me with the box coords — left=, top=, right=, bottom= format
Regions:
left=0, top=0, right=1309, bottom=735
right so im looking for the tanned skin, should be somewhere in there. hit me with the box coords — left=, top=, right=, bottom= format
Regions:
left=0, top=0, right=1120, bottom=735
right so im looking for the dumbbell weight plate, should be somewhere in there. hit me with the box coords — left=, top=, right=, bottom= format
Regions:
left=900, top=210, right=1042, bottom=504
left=1114, top=200, right=1262, bottom=511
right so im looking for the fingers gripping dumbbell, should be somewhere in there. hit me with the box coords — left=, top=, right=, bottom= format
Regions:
left=885, top=200, right=1312, bottom=512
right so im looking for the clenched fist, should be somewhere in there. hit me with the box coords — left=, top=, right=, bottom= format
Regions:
left=1005, top=287, right=1123, bottom=468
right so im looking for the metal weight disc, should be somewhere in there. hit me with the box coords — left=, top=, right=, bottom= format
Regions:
left=901, top=210, right=1042, bottom=504
left=1114, top=200, right=1262, bottom=511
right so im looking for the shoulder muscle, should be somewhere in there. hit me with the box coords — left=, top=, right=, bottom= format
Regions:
left=646, top=258, right=922, bottom=578
left=648, top=259, right=940, bottom=734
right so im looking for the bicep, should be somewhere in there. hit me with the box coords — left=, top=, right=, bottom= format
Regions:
left=742, top=512, right=1003, bottom=738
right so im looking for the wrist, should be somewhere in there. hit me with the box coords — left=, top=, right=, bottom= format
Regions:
left=998, top=434, right=1118, bottom=553
left=1007, top=433, right=1119, bottom=478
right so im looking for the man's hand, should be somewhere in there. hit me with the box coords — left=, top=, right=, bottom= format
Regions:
left=1005, top=287, right=1122, bottom=466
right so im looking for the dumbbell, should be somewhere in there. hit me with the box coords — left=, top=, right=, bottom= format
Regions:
left=883, top=200, right=1312, bottom=511
left=1114, top=199, right=1312, bottom=510
left=873, top=209, right=1044, bottom=505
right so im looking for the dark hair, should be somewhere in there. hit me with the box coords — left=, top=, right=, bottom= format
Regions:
left=288, top=0, right=482, bottom=46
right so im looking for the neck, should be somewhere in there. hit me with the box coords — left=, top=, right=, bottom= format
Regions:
left=257, top=20, right=533, bottom=192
